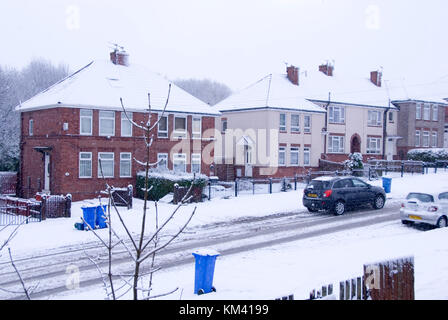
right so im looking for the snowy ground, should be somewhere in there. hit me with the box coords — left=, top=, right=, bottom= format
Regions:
left=1, top=171, right=448, bottom=256
left=54, top=219, right=448, bottom=300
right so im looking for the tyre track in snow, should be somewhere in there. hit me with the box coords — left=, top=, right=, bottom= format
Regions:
left=0, top=203, right=401, bottom=299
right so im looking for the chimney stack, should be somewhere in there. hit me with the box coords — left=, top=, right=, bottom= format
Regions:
left=319, top=62, right=334, bottom=76
left=286, top=65, right=299, bottom=85
left=370, top=70, right=382, bottom=87
left=110, top=48, right=129, bottom=67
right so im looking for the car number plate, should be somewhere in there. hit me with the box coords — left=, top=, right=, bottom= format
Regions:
left=308, top=193, right=318, bottom=198
left=408, top=215, right=422, bottom=220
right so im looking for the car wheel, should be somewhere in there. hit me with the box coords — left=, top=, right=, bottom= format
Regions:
left=333, top=200, right=345, bottom=216
left=402, top=220, right=413, bottom=225
left=307, top=207, right=318, bottom=213
left=373, top=195, right=385, bottom=210
left=436, top=217, right=447, bottom=228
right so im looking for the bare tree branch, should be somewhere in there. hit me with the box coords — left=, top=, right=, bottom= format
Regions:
left=8, top=248, right=31, bottom=300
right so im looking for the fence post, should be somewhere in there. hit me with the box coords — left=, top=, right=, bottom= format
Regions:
left=208, top=182, right=211, bottom=201
left=269, top=178, right=273, bottom=194
left=252, top=181, right=255, bottom=195
left=40, top=196, right=46, bottom=221
left=294, top=175, right=297, bottom=191
left=65, top=194, right=72, bottom=218
left=401, top=162, right=404, bottom=178
left=234, top=180, right=238, bottom=197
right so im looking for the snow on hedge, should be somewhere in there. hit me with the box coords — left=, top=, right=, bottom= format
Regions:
left=407, top=148, right=448, bottom=162
left=137, top=169, right=208, bottom=182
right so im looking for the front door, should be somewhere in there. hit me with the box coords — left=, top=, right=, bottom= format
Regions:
left=386, top=138, right=394, bottom=161
left=43, top=153, right=50, bottom=193
left=245, top=145, right=253, bottom=177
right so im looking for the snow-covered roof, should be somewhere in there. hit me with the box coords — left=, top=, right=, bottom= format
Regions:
left=387, top=77, right=448, bottom=105
left=16, top=60, right=221, bottom=116
left=215, top=73, right=326, bottom=113
left=215, top=70, right=397, bottom=113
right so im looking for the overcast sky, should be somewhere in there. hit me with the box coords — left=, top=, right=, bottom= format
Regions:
left=1, top=0, right=447, bottom=91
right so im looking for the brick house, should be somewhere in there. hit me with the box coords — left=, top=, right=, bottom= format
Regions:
left=214, top=63, right=398, bottom=180
left=16, top=50, right=220, bottom=201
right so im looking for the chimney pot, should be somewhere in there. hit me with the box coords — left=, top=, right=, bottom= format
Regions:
left=319, top=63, right=334, bottom=76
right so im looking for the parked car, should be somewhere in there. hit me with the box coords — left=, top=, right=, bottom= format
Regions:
left=400, top=192, right=448, bottom=228
left=302, top=176, right=386, bottom=216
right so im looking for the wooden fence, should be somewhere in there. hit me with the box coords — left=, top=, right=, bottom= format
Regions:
left=0, top=172, right=17, bottom=196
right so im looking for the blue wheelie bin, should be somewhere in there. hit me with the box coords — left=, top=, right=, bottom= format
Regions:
left=382, top=177, right=392, bottom=194
left=96, top=204, right=108, bottom=229
left=192, top=249, right=219, bottom=295
left=81, top=206, right=97, bottom=230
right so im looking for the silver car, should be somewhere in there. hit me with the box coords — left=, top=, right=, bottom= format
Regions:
left=400, top=192, right=448, bottom=228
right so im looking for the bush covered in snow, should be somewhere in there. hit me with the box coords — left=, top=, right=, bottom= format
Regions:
left=136, top=169, right=208, bottom=201
left=407, top=148, right=448, bottom=163
left=344, top=153, right=364, bottom=170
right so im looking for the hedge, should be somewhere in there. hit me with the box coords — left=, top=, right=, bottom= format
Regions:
left=136, top=170, right=208, bottom=201
left=407, top=148, right=448, bottom=163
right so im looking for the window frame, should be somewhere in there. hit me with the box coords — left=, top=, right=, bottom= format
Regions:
left=173, top=153, right=187, bottom=173
left=422, top=131, right=430, bottom=147
left=192, top=117, right=202, bottom=140
left=29, top=119, right=34, bottom=136
left=279, top=113, right=287, bottom=132
left=98, top=152, right=115, bottom=178
left=221, top=119, right=228, bottom=133
left=366, top=137, right=381, bottom=154
left=368, top=110, right=382, bottom=126
left=278, top=146, right=286, bottom=166
left=329, top=106, right=345, bottom=124
left=328, top=135, right=345, bottom=154
left=432, top=105, right=438, bottom=121
left=120, top=112, right=133, bottom=137
left=415, top=130, right=421, bottom=147
left=158, top=115, right=168, bottom=138
left=79, top=152, right=92, bottom=178
left=432, top=132, right=438, bottom=147
left=303, top=147, right=311, bottom=166
left=304, top=115, right=311, bottom=133
left=290, top=147, right=300, bottom=166
left=173, top=115, right=187, bottom=138
left=423, top=104, right=431, bottom=121
left=119, top=152, right=132, bottom=178
left=415, top=103, right=422, bottom=120
left=290, top=114, right=300, bottom=133
left=157, top=153, right=168, bottom=170
left=80, top=109, right=93, bottom=135
left=99, top=110, right=115, bottom=137
left=191, top=153, right=201, bottom=174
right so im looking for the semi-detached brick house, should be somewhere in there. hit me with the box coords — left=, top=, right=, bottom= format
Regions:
left=16, top=50, right=220, bottom=201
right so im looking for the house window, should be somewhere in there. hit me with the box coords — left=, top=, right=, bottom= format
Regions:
left=80, top=109, right=93, bottom=135
left=290, top=147, right=299, bottom=166
left=304, top=115, right=311, bottom=133
left=79, top=152, right=92, bottom=178
left=367, top=137, right=381, bottom=154
left=98, top=152, right=114, bottom=178
left=432, top=105, right=438, bottom=121
left=329, top=106, right=345, bottom=124
left=278, top=147, right=286, bottom=166
left=328, top=136, right=345, bottom=153
left=221, top=119, right=228, bottom=133
left=121, top=112, right=132, bottom=137
left=99, top=111, right=115, bottom=136
left=158, top=115, right=168, bottom=138
left=174, top=116, right=187, bottom=138
left=388, top=112, right=394, bottom=122
left=432, top=132, right=438, bottom=147
left=157, top=153, right=168, bottom=170
left=415, top=103, right=422, bottom=120
left=291, top=115, right=300, bottom=133
left=422, top=131, right=430, bottom=147
left=415, top=131, right=420, bottom=147
left=173, top=154, right=186, bottom=173
left=304, top=147, right=311, bottom=166
left=191, top=153, right=201, bottom=174
left=192, top=117, right=202, bottom=139
left=29, top=119, right=34, bottom=136
left=423, top=104, right=430, bottom=121
left=120, top=153, right=132, bottom=177
left=368, top=110, right=382, bottom=126
left=279, top=114, right=286, bottom=131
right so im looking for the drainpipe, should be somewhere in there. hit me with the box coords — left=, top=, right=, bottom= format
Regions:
left=323, top=92, right=331, bottom=159
left=382, top=100, right=391, bottom=160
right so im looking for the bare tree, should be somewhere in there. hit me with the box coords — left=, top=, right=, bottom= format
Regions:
left=174, top=78, right=232, bottom=106
left=83, top=85, right=197, bottom=300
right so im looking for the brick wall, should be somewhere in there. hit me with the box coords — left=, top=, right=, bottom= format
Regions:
left=20, top=107, right=217, bottom=201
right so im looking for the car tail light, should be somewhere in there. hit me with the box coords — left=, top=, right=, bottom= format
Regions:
left=428, top=206, right=438, bottom=212
left=323, top=190, right=332, bottom=198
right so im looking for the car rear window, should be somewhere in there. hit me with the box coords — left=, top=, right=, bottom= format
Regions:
left=307, top=180, right=330, bottom=190
left=439, top=192, right=448, bottom=200
left=406, top=193, right=434, bottom=203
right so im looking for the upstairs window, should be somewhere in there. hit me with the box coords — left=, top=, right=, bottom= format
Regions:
left=99, top=111, right=115, bottom=136
left=415, top=103, right=422, bottom=120
left=291, top=114, right=300, bottom=133
left=279, top=114, right=286, bottom=131
left=368, top=110, right=382, bottom=126
left=388, top=111, right=394, bottom=122
left=174, top=116, right=187, bottom=138
left=221, top=119, right=228, bottom=133
left=304, top=115, right=311, bottom=133
left=432, top=105, right=438, bottom=121
left=329, top=106, right=345, bottom=124
left=158, top=116, right=168, bottom=138
left=121, top=112, right=132, bottom=137
left=80, top=109, right=93, bottom=135
left=29, top=119, right=34, bottom=136
left=423, top=104, right=430, bottom=120
left=192, top=117, right=202, bottom=139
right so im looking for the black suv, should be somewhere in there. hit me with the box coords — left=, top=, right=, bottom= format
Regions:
left=302, top=176, right=386, bottom=215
